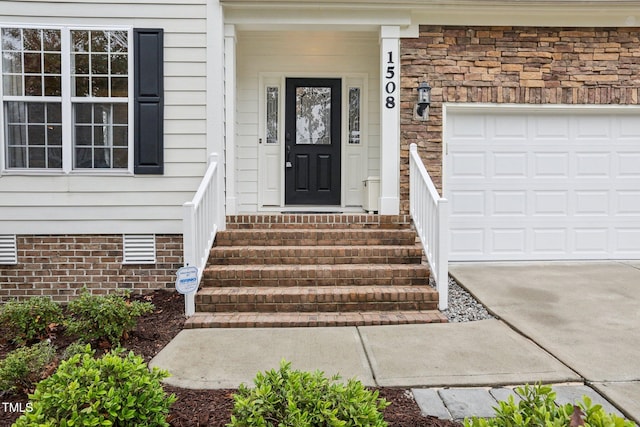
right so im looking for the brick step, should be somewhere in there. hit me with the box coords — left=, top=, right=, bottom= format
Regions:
left=214, top=229, right=417, bottom=246
left=195, top=286, right=438, bottom=313
left=226, top=214, right=412, bottom=230
left=208, top=245, right=424, bottom=265
left=201, top=264, right=430, bottom=288
left=184, top=310, right=447, bottom=328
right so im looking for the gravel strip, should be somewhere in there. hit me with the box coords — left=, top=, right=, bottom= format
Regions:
left=430, top=276, right=495, bottom=323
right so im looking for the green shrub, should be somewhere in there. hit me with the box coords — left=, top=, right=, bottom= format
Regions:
left=0, top=341, right=57, bottom=393
left=65, top=290, right=154, bottom=345
left=13, top=348, right=176, bottom=427
left=61, top=340, right=94, bottom=360
left=228, top=359, right=389, bottom=427
left=463, top=383, right=635, bottom=427
left=0, top=297, right=63, bottom=344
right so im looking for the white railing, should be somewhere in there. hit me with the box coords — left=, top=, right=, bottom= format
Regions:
left=409, top=143, right=449, bottom=310
left=182, top=153, right=224, bottom=316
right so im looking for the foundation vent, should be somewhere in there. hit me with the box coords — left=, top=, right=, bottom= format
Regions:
left=0, top=235, right=18, bottom=265
left=122, top=234, right=156, bottom=264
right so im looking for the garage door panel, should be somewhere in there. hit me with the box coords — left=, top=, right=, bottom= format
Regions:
left=617, top=116, right=640, bottom=141
left=446, top=109, right=640, bottom=261
left=532, top=228, right=568, bottom=254
left=450, top=229, right=485, bottom=256
left=534, top=153, right=569, bottom=177
left=492, top=229, right=526, bottom=254
left=448, top=114, right=487, bottom=139
left=576, top=152, right=611, bottom=177
left=493, top=152, right=527, bottom=178
left=449, top=152, right=485, bottom=178
left=616, top=229, right=640, bottom=253
left=617, top=153, right=640, bottom=177
left=493, top=191, right=527, bottom=216
left=534, top=191, right=569, bottom=216
left=575, top=191, right=609, bottom=216
left=574, top=228, right=609, bottom=254
left=532, top=115, right=571, bottom=140
left=575, top=115, right=614, bottom=142
left=617, top=191, right=640, bottom=215
left=492, top=115, right=528, bottom=142
left=450, top=190, right=485, bottom=216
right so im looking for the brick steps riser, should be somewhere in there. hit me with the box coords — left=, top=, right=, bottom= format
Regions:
left=202, top=277, right=429, bottom=288
left=184, top=311, right=447, bottom=328
left=197, top=301, right=438, bottom=313
left=214, top=230, right=417, bottom=247
left=207, top=245, right=423, bottom=265
left=201, top=265, right=429, bottom=288
left=196, top=286, right=438, bottom=313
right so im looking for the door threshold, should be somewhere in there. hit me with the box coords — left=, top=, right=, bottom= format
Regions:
left=260, top=206, right=366, bottom=214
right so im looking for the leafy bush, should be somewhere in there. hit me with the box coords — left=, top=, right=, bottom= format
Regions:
left=0, top=341, right=57, bottom=393
left=464, top=383, right=635, bottom=427
left=0, top=297, right=63, bottom=344
left=61, top=340, right=94, bottom=360
left=228, top=359, right=389, bottom=427
left=13, top=348, right=176, bottom=427
left=65, top=290, right=154, bottom=345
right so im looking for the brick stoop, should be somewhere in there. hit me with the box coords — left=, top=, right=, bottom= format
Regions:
left=184, top=214, right=447, bottom=328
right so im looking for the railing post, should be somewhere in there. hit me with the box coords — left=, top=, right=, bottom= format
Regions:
left=182, top=201, right=197, bottom=316
left=409, top=143, right=416, bottom=218
left=211, top=152, right=226, bottom=232
left=437, top=198, right=449, bottom=310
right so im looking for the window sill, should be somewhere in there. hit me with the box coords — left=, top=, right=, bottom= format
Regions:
left=1, top=169, right=135, bottom=177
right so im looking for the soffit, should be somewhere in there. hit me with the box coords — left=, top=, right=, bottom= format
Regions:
left=222, top=0, right=640, bottom=29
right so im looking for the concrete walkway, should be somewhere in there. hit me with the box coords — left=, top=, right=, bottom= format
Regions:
left=150, top=261, right=640, bottom=423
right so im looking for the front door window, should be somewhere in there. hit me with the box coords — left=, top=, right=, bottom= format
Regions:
left=295, top=86, right=331, bottom=145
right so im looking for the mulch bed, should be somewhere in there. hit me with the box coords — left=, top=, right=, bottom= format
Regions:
left=1, top=290, right=462, bottom=427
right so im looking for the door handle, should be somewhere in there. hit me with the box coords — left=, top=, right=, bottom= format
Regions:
left=285, top=145, right=293, bottom=168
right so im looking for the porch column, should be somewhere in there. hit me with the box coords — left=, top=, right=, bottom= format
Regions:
left=379, top=26, right=401, bottom=215
left=224, top=24, right=237, bottom=214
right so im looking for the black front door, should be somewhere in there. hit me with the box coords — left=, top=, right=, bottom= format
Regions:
left=285, top=78, right=341, bottom=205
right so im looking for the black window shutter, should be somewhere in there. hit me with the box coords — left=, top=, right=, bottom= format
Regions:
left=134, top=28, right=164, bottom=174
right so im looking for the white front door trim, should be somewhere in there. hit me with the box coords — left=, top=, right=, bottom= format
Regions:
left=257, top=72, right=369, bottom=210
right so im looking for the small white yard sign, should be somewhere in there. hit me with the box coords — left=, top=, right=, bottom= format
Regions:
left=175, top=266, right=199, bottom=295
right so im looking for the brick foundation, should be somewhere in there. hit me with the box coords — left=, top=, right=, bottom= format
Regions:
left=400, top=26, right=640, bottom=214
left=0, top=235, right=183, bottom=302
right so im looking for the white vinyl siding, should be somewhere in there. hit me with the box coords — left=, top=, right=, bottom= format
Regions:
left=0, top=0, right=210, bottom=234
left=235, top=30, right=380, bottom=212
left=445, top=106, right=640, bottom=261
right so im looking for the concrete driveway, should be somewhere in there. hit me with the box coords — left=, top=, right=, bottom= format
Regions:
left=449, top=261, right=640, bottom=420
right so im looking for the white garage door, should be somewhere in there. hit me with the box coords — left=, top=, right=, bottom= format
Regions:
left=445, top=107, right=640, bottom=261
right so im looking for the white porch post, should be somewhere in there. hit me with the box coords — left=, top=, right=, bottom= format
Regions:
left=224, top=24, right=237, bottom=214
left=379, top=26, right=401, bottom=215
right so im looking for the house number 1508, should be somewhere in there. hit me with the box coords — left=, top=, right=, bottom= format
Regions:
left=385, top=51, right=396, bottom=109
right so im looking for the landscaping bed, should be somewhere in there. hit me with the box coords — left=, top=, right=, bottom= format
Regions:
left=0, top=289, right=462, bottom=427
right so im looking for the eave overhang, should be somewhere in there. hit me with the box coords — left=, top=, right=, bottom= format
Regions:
left=221, top=0, right=640, bottom=31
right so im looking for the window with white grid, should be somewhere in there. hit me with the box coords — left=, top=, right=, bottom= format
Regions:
left=1, top=26, right=132, bottom=172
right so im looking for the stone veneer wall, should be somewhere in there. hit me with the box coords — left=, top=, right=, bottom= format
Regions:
left=400, top=26, right=640, bottom=214
left=0, top=235, right=183, bottom=302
